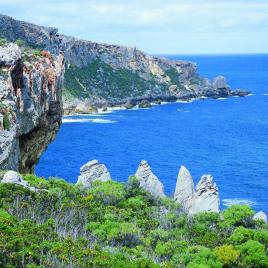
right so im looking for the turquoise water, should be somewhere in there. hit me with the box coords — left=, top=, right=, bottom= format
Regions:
left=36, top=55, right=268, bottom=213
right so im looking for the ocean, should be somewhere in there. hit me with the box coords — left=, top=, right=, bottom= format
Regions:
left=36, top=54, right=268, bottom=213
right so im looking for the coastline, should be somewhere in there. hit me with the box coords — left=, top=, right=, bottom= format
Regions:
left=63, top=92, right=250, bottom=116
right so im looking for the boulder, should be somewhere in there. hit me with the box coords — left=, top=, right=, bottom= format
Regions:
left=138, top=100, right=152, bottom=109
left=174, top=166, right=194, bottom=211
left=1, top=170, right=29, bottom=187
left=135, top=160, right=165, bottom=198
left=190, top=175, right=219, bottom=215
left=1, top=170, right=38, bottom=192
left=75, top=102, right=97, bottom=114
left=77, top=160, right=111, bottom=188
left=232, top=90, right=250, bottom=97
left=253, top=211, right=267, bottom=223
left=124, top=100, right=135, bottom=109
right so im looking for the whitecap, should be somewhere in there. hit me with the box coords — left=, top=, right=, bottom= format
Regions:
left=263, top=93, right=268, bottom=96
left=176, top=100, right=194, bottom=103
left=92, top=119, right=117, bottom=124
left=62, top=118, right=93, bottom=123
left=64, top=113, right=105, bottom=118
left=222, top=198, right=256, bottom=207
left=217, top=97, right=227, bottom=100
left=177, top=109, right=190, bottom=112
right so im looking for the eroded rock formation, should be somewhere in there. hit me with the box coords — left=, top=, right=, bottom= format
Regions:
left=174, top=166, right=194, bottom=211
left=253, top=211, right=267, bottom=223
left=190, top=175, right=219, bottom=214
left=0, top=43, right=64, bottom=172
left=135, top=160, right=165, bottom=198
left=76, top=160, right=111, bottom=188
left=174, top=166, right=219, bottom=214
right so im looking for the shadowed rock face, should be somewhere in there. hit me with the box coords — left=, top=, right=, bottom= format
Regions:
left=135, top=160, right=165, bottom=198
left=0, top=43, right=64, bottom=172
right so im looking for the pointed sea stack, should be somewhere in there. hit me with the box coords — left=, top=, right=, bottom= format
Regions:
left=135, top=160, right=165, bottom=198
left=174, top=166, right=220, bottom=214
left=174, top=166, right=194, bottom=211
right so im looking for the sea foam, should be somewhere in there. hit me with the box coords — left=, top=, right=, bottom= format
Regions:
left=222, top=198, right=256, bottom=207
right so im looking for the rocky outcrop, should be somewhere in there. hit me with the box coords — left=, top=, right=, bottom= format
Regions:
left=1, top=170, right=36, bottom=191
left=190, top=175, right=219, bottom=214
left=174, top=166, right=194, bottom=211
left=0, top=42, right=64, bottom=172
left=76, top=160, right=111, bottom=188
left=0, top=14, right=249, bottom=112
left=253, top=211, right=267, bottom=223
left=174, top=166, right=219, bottom=214
left=135, top=160, right=165, bottom=198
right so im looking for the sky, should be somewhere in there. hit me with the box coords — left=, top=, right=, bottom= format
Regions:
left=1, top=0, right=268, bottom=54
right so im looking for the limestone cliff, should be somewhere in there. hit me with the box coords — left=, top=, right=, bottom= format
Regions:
left=0, top=14, right=249, bottom=113
left=0, top=42, right=64, bottom=172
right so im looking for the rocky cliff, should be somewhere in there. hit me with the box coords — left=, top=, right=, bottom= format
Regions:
left=0, top=42, right=64, bottom=172
left=0, top=14, right=248, bottom=113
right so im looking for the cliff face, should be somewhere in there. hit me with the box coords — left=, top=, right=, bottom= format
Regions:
left=0, top=42, right=64, bottom=172
left=0, top=14, right=246, bottom=112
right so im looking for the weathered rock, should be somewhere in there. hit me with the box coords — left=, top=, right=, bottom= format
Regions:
left=253, top=211, right=267, bottom=223
left=1, top=170, right=38, bottom=191
left=0, top=43, right=21, bottom=66
left=173, top=166, right=220, bottom=215
left=190, top=175, right=219, bottom=215
left=124, top=100, right=135, bottom=109
left=232, top=90, right=251, bottom=97
left=174, top=166, right=194, bottom=211
left=77, top=160, right=111, bottom=188
left=74, top=102, right=97, bottom=114
left=0, top=42, right=64, bottom=172
left=1, top=170, right=28, bottom=187
left=135, top=160, right=165, bottom=198
left=212, top=76, right=229, bottom=90
left=138, top=100, right=152, bottom=109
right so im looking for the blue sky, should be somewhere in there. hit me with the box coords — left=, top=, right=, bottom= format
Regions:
left=1, top=0, right=268, bottom=54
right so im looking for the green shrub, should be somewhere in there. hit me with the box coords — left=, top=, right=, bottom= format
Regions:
left=3, top=114, right=10, bottom=130
left=15, top=39, right=25, bottom=46
left=0, top=38, right=6, bottom=46
left=213, top=245, right=240, bottom=267
left=32, top=49, right=42, bottom=57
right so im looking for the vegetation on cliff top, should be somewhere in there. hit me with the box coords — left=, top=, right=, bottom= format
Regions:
left=0, top=174, right=267, bottom=268
left=64, top=59, right=166, bottom=101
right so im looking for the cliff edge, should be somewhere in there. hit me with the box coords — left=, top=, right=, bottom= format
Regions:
left=0, top=41, right=64, bottom=172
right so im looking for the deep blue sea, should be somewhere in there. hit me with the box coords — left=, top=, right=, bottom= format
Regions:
left=36, top=54, right=268, bottom=213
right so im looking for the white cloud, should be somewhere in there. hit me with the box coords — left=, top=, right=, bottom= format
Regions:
left=0, top=0, right=268, bottom=53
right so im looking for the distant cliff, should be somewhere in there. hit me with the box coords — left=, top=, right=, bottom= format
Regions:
left=0, top=42, right=64, bottom=172
left=0, top=14, right=248, bottom=113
